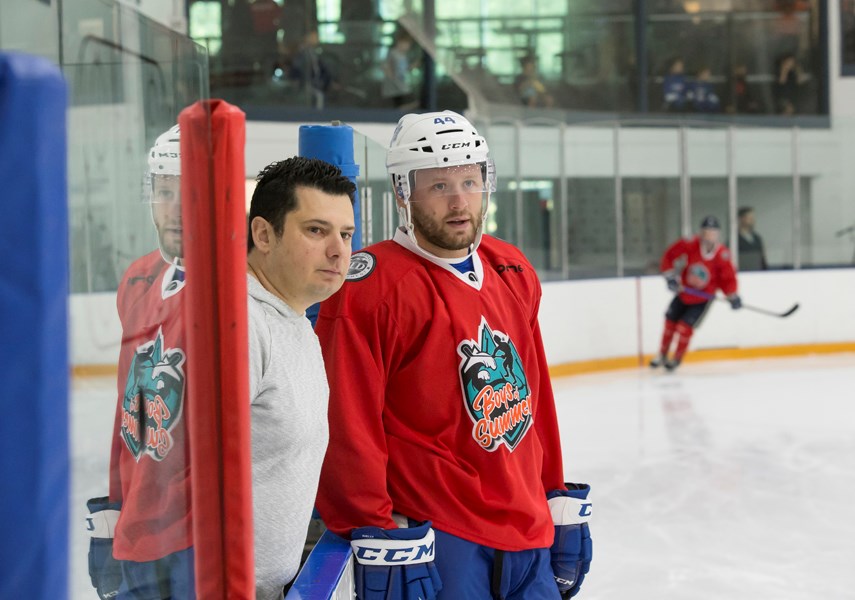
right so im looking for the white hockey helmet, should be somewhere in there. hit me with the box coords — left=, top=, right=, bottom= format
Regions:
left=148, top=124, right=181, bottom=177
left=146, top=125, right=184, bottom=268
left=386, top=111, right=496, bottom=254
left=387, top=110, right=495, bottom=204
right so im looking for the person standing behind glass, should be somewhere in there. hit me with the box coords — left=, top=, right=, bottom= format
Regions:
left=737, top=207, right=768, bottom=271
left=515, top=54, right=555, bottom=108
left=687, top=66, right=721, bottom=113
left=382, top=28, right=420, bottom=110
left=662, top=57, right=687, bottom=112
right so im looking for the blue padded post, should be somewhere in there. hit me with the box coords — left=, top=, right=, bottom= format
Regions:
left=0, top=52, right=69, bottom=600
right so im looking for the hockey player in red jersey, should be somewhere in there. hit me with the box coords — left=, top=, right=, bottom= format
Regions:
left=87, top=125, right=195, bottom=600
left=651, top=215, right=741, bottom=371
left=315, top=111, right=592, bottom=600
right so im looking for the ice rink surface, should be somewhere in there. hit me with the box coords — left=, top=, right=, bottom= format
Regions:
left=554, top=354, right=855, bottom=600
left=70, top=354, right=855, bottom=599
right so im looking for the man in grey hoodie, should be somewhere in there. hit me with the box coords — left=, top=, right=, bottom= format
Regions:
left=245, top=156, right=356, bottom=600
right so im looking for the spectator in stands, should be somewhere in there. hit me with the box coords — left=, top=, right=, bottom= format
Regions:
left=382, top=28, right=420, bottom=110
left=772, top=0, right=809, bottom=58
left=290, top=29, right=335, bottom=108
left=728, top=64, right=761, bottom=114
left=737, top=207, right=768, bottom=271
left=662, top=57, right=688, bottom=112
left=221, top=0, right=255, bottom=71
left=774, top=52, right=803, bottom=115
left=687, top=66, right=721, bottom=113
left=246, top=157, right=356, bottom=600
left=516, top=53, right=555, bottom=108
left=280, top=0, right=314, bottom=58
left=248, top=0, right=281, bottom=71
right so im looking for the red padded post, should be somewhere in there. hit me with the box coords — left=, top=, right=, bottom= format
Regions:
left=179, top=100, right=254, bottom=599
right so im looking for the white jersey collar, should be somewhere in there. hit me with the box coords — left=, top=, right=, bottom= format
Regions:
left=393, top=228, right=484, bottom=291
left=161, top=260, right=185, bottom=300
left=700, top=238, right=720, bottom=260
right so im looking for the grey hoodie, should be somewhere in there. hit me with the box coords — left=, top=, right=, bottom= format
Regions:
left=247, top=274, right=329, bottom=600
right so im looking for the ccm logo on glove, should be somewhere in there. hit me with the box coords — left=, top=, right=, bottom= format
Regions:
left=352, top=529, right=436, bottom=565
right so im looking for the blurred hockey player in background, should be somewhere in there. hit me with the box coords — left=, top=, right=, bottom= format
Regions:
left=87, top=125, right=196, bottom=600
left=651, top=215, right=741, bottom=371
left=315, top=110, right=593, bottom=600
left=245, top=157, right=355, bottom=600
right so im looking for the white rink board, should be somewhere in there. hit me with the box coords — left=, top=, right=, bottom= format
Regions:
left=71, top=269, right=855, bottom=369
left=540, top=268, right=855, bottom=366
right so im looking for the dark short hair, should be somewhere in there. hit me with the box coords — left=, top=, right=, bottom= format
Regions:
left=738, top=207, right=754, bottom=218
left=247, top=156, right=356, bottom=251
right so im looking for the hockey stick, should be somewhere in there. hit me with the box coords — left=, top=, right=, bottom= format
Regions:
left=681, top=286, right=800, bottom=318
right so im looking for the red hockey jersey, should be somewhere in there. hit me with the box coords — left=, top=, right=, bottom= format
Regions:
left=661, top=236, right=738, bottom=304
left=108, top=250, right=192, bottom=561
left=315, top=230, right=566, bottom=551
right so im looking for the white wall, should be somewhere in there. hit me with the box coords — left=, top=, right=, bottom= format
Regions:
left=71, top=269, right=855, bottom=368
left=245, top=121, right=394, bottom=177
left=0, top=0, right=58, bottom=60
left=117, top=0, right=186, bottom=33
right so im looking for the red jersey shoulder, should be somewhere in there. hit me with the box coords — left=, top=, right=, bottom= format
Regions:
left=121, top=251, right=166, bottom=291
left=718, top=246, right=732, bottom=262
left=324, top=241, right=420, bottom=317
left=342, top=240, right=416, bottom=286
left=479, top=235, right=531, bottom=272
left=118, top=251, right=167, bottom=308
left=479, top=236, right=540, bottom=292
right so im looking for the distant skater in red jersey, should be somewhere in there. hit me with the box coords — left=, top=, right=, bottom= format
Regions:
left=651, top=215, right=742, bottom=371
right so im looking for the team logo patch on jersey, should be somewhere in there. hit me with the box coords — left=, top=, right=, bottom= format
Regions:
left=120, top=329, right=186, bottom=462
left=686, top=263, right=711, bottom=289
left=457, top=317, right=533, bottom=452
left=346, top=252, right=376, bottom=281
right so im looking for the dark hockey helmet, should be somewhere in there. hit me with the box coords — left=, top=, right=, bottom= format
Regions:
left=700, top=215, right=721, bottom=230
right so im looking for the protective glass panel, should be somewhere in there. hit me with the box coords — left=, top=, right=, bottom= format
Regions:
left=353, top=130, right=395, bottom=246
left=798, top=118, right=855, bottom=267
left=686, top=127, right=729, bottom=260
left=478, top=121, right=519, bottom=245
left=733, top=127, right=795, bottom=268
left=623, top=178, right=682, bottom=276
left=514, top=122, right=562, bottom=277
left=63, top=1, right=209, bottom=598
left=647, top=2, right=822, bottom=116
